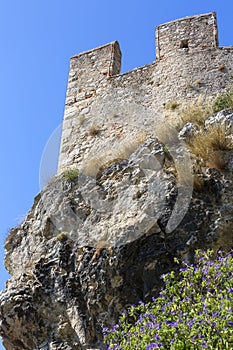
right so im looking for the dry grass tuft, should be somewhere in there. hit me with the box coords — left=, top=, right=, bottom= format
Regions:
left=88, top=125, right=101, bottom=136
left=217, top=64, right=226, bottom=72
left=154, top=123, right=179, bottom=145
left=178, top=96, right=213, bottom=128
left=83, top=155, right=113, bottom=177
left=83, top=130, right=147, bottom=177
left=92, top=241, right=108, bottom=259
left=56, top=231, right=68, bottom=242
left=185, top=80, right=193, bottom=89
left=188, top=125, right=233, bottom=169
left=206, top=151, right=227, bottom=170
left=114, top=130, right=147, bottom=159
left=194, top=79, right=202, bottom=86
left=193, top=175, right=205, bottom=191
left=165, top=101, right=179, bottom=111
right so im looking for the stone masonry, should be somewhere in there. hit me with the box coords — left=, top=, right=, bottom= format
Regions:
left=156, top=12, right=219, bottom=59
left=58, top=12, right=233, bottom=173
left=1, top=12, right=233, bottom=350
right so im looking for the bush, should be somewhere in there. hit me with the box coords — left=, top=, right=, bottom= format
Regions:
left=62, top=168, right=79, bottom=181
left=104, top=250, right=233, bottom=349
left=213, top=90, right=233, bottom=113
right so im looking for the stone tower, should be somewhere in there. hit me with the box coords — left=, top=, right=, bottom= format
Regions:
left=156, top=12, right=218, bottom=59
left=58, top=12, right=233, bottom=173
left=1, top=12, right=233, bottom=350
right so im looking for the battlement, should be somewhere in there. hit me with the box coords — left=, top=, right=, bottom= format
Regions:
left=70, top=41, right=121, bottom=79
left=58, top=12, right=233, bottom=173
left=156, top=12, right=218, bottom=59
left=65, top=41, right=121, bottom=106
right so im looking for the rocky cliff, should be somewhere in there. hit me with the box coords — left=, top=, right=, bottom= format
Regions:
left=0, top=111, right=232, bottom=350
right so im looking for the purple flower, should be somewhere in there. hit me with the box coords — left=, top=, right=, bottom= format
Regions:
left=154, top=334, right=160, bottom=341
left=201, top=341, right=208, bottom=348
left=112, top=325, right=119, bottom=332
left=211, top=322, right=217, bottom=329
left=146, top=343, right=162, bottom=349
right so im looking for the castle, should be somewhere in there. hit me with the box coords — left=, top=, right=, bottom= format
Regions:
left=1, top=13, right=233, bottom=350
left=58, top=12, right=233, bottom=173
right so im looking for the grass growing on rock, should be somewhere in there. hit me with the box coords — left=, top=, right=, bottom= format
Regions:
left=178, top=97, right=213, bottom=128
left=165, top=101, right=179, bottom=111
left=88, top=124, right=102, bottom=136
left=55, top=231, right=68, bottom=242
left=188, top=124, right=233, bottom=169
left=104, top=250, right=233, bottom=350
left=62, top=168, right=79, bottom=181
left=83, top=131, right=147, bottom=177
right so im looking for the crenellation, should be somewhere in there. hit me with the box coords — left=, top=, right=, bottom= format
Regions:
left=58, top=12, right=233, bottom=173
left=156, top=13, right=218, bottom=59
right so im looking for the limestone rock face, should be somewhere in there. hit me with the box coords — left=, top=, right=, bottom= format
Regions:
left=0, top=118, right=232, bottom=350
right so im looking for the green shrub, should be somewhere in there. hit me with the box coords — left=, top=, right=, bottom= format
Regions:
left=104, top=250, right=233, bottom=349
left=213, top=90, right=233, bottom=113
left=62, top=168, right=79, bottom=181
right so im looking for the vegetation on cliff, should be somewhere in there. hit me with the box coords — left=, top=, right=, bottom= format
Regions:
left=104, top=250, right=233, bottom=349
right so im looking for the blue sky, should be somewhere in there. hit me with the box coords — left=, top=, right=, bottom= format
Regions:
left=0, top=0, right=232, bottom=348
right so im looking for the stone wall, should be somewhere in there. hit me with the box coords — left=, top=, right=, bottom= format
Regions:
left=1, top=12, right=233, bottom=350
left=1, top=109, right=233, bottom=348
left=156, top=12, right=218, bottom=59
left=58, top=12, right=233, bottom=173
